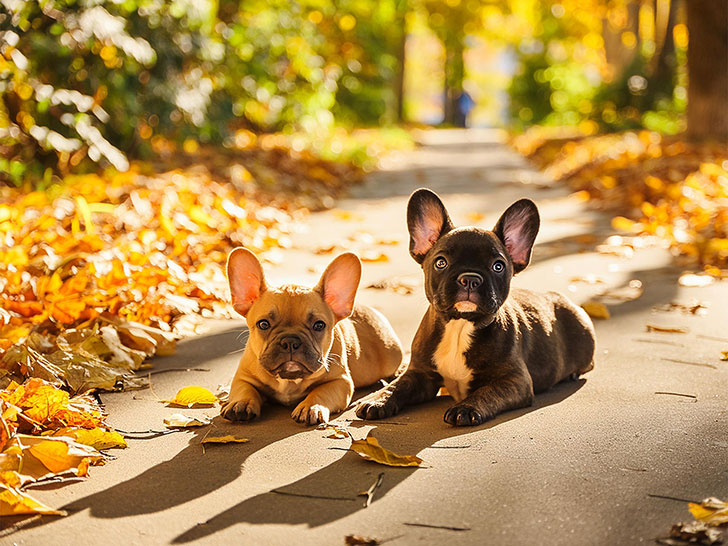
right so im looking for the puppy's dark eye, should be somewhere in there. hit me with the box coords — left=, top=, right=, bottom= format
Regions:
left=492, top=260, right=506, bottom=273
left=312, top=320, right=326, bottom=332
left=434, top=257, right=448, bottom=270
left=257, top=319, right=270, bottom=330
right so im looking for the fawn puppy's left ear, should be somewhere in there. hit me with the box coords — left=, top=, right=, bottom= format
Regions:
left=493, top=199, right=540, bottom=273
left=316, top=253, right=362, bottom=321
left=226, top=247, right=267, bottom=317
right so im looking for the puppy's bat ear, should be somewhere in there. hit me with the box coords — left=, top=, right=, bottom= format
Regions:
left=493, top=199, right=540, bottom=274
left=227, top=247, right=266, bottom=317
left=407, top=188, right=454, bottom=264
left=316, top=252, right=361, bottom=321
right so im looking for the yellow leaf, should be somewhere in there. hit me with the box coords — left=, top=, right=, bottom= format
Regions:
left=332, top=210, right=364, bottom=222
left=350, top=433, right=424, bottom=467
left=360, top=251, right=389, bottom=263
left=466, top=212, right=484, bottom=223
left=27, top=437, right=102, bottom=475
left=721, top=351, right=728, bottom=361
left=201, top=435, right=249, bottom=445
left=163, top=386, right=218, bottom=408
left=611, top=216, right=638, bottom=232
left=689, top=497, right=728, bottom=526
left=645, top=324, right=689, bottom=334
left=581, top=301, right=610, bottom=320
left=0, top=484, right=67, bottom=516
left=164, top=413, right=212, bottom=428
left=54, top=427, right=127, bottom=450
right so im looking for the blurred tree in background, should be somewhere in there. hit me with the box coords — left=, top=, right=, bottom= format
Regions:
left=1, top=0, right=725, bottom=185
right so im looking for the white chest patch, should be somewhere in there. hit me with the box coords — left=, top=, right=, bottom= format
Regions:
left=433, top=319, right=475, bottom=402
left=271, top=378, right=308, bottom=406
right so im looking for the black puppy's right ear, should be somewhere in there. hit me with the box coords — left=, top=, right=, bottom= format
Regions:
left=407, top=188, right=454, bottom=264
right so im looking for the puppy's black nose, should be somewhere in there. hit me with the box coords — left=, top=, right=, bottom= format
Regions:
left=457, top=272, right=483, bottom=291
left=280, top=335, right=302, bottom=352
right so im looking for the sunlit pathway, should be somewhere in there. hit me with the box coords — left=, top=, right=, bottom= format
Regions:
left=5, top=129, right=727, bottom=546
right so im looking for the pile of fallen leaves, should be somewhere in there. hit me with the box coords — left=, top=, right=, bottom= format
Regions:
left=511, top=127, right=728, bottom=269
left=0, top=142, right=364, bottom=514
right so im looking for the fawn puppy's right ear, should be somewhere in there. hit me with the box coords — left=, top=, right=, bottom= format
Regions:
left=226, top=247, right=266, bottom=317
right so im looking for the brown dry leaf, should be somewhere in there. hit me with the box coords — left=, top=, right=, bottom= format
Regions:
left=0, top=483, right=67, bottom=516
left=689, top=497, right=728, bottom=526
left=164, top=413, right=212, bottom=428
left=581, top=301, right=611, bottom=320
left=569, top=275, right=606, bottom=285
left=163, top=386, right=218, bottom=408
left=350, top=432, right=424, bottom=467
left=661, top=522, right=723, bottom=545
left=201, top=435, right=249, bottom=445
left=646, top=324, right=689, bottom=334
left=317, top=423, right=349, bottom=439
left=360, top=251, right=389, bottom=263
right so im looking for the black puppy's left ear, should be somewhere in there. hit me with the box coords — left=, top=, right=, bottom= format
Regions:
left=493, top=199, right=540, bottom=273
left=407, top=188, right=454, bottom=264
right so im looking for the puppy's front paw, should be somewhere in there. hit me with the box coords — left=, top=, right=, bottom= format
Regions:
left=292, top=402, right=330, bottom=425
left=444, top=403, right=485, bottom=427
left=221, top=398, right=261, bottom=422
left=355, top=393, right=400, bottom=420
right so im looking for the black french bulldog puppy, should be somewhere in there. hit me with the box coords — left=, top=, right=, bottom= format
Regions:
left=356, top=188, right=595, bottom=426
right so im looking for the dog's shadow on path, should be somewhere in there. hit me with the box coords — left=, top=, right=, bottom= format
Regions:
left=170, top=379, right=585, bottom=543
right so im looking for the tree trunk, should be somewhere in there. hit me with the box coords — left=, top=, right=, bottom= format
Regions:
left=443, top=29, right=465, bottom=126
left=686, top=0, right=728, bottom=141
left=649, top=0, right=678, bottom=101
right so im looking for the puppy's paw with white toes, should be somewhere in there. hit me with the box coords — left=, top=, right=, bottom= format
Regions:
left=292, top=402, right=330, bottom=425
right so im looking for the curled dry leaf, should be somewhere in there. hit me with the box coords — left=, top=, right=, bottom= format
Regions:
left=350, top=432, right=424, bottom=467
left=689, top=497, right=728, bottom=526
left=646, top=325, right=689, bottom=334
left=721, top=351, right=728, bottom=362
left=660, top=522, right=723, bottom=545
left=581, top=301, right=611, bottom=320
left=163, top=386, right=218, bottom=408
left=0, top=483, right=67, bottom=516
left=164, top=413, right=213, bottom=428
left=317, top=423, right=349, bottom=439
left=51, top=427, right=127, bottom=450
left=201, top=435, right=249, bottom=445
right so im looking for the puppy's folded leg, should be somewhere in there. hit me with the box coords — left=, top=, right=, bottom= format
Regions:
left=221, top=379, right=263, bottom=422
left=444, top=371, right=534, bottom=427
left=356, top=368, right=442, bottom=420
left=292, top=378, right=354, bottom=425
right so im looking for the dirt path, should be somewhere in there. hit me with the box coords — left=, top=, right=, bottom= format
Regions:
left=5, top=129, right=727, bottom=546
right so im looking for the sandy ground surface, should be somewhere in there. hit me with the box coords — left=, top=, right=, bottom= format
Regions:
left=3, top=129, right=727, bottom=546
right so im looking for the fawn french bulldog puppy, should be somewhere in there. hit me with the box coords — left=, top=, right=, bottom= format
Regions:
left=221, top=248, right=403, bottom=425
left=356, top=189, right=595, bottom=426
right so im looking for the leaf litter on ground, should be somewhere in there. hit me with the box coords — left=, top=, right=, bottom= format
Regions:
left=162, top=386, right=218, bottom=408
left=350, top=432, right=424, bottom=468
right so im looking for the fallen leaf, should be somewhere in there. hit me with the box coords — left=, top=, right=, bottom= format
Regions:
left=581, top=301, right=611, bottom=320
left=201, top=435, right=249, bottom=445
left=317, top=423, right=349, bottom=439
left=721, top=351, right=728, bottom=362
left=0, top=483, right=67, bottom=516
left=360, top=251, right=389, bottom=263
left=52, top=427, right=127, bottom=450
left=163, top=386, right=218, bottom=407
left=350, top=433, right=423, bottom=467
left=332, top=210, right=364, bottom=222
left=689, top=497, right=728, bottom=526
left=164, top=413, right=212, bottom=428
left=314, top=244, right=339, bottom=255
left=646, top=325, right=689, bottom=334
left=659, top=522, right=723, bottom=545
left=465, top=212, right=484, bottom=223
left=345, top=535, right=380, bottom=546
left=367, top=278, right=416, bottom=295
